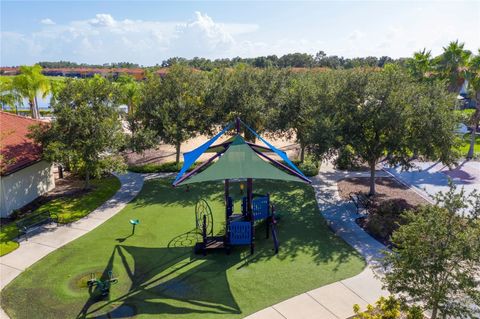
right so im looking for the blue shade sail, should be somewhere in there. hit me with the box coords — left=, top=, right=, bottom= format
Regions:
left=240, top=120, right=307, bottom=179
left=173, top=122, right=232, bottom=184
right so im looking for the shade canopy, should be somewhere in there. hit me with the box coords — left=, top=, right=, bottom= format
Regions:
left=173, top=119, right=311, bottom=186
left=179, top=135, right=306, bottom=185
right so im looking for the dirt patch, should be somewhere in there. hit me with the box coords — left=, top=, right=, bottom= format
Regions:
left=338, top=177, right=429, bottom=246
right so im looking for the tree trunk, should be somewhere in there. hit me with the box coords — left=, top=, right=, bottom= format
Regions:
left=175, top=142, right=181, bottom=165
left=369, top=160, right=376, bottom=196
left=84, top=170, right=90, bottom=189
left=467, top=106, right=479, bottom=159
left=29, top=99, right=37, bottom=119
left=300, top=143, right=306, bottom=163
left=58, top=165, right=64, bottom=179
left=33, top=95, right=40, bottom=119
left=431, top=305, right=438, bottom=319
left=467, top=123, right=477, bottom=159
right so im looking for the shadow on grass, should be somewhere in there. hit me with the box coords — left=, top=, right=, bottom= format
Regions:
left=77, top=244, right=243, bottom=318
left=131, top=178, right=225, bottom=209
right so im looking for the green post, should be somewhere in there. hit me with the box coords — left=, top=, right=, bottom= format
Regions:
left=129, top=219, right=140, bottom=235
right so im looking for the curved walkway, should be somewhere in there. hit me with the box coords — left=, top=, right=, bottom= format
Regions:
left=0, top=172, right=149, bottom=319
left=245, top=163, right=389, bottom=319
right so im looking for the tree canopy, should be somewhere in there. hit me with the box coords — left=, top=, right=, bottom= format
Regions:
left=380, top=184, right=480, bottom=319
left=138, top=65, right=208, bottom=163
left=29, top=75, right=126, bottom=188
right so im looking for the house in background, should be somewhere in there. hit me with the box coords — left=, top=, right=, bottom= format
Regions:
left=0, top=112, right=55, bottom=217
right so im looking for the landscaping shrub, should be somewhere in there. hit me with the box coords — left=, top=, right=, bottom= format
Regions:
left=335, top=145, right=362, bottom=170
left=364, top=199, right=407, bottom=242
left=128, top=161, right=202, bottom=173
left=353, top=296, right=423, bottom=319
left=298, top=159, right=319, bottom=177
left=129, top=158, right=319, bottom=176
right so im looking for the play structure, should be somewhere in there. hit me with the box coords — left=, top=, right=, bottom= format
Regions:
left=173, top=118, right=311, bottom=255
left=87, top=271, right=118, bottom=297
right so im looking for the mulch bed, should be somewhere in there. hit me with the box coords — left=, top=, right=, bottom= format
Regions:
left=337, top=177, right=429, bottom=246
left=337, top=177, right=428, bottom=208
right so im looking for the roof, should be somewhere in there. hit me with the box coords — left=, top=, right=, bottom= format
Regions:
left=177, top=135, right=307, bottom=185
left=0, top=112, right=45, bottom=176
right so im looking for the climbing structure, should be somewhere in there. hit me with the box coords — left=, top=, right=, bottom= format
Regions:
left=173, top=118, right=311, bottom=255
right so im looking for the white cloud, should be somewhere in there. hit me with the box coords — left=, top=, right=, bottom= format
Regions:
left=89, top=14, right=116, bottom=27
left=40, top=18, right=55, bottom=25
left=1, top=12, right=259, bottom=65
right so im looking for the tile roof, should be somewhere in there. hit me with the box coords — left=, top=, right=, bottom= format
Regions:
left=0, top=112, right=46, bottom=175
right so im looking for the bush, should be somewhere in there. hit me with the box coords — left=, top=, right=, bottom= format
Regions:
left=335, top=145, right=362, bottom=170
left=128, top=161, right=202, bottom=173
left=365, top=199, right=407, bottom=242
left=353, top=296, right=423, bottom=319
left=298, top=160, right=319, bottom=177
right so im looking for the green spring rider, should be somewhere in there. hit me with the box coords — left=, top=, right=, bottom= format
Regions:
left=87, top=271, right=118, bottom=296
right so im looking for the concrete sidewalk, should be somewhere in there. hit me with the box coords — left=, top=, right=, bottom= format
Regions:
left=384, top=160, right=480, bottom=210
left=245, top=164, right=389, bottom=319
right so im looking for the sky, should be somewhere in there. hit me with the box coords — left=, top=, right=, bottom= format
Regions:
left=1, top=1, right=479, bottom=66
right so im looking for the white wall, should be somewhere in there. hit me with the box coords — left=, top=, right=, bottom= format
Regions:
left=0, top=161, right=55, bottom=217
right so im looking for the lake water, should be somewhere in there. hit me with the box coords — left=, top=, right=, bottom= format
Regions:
left=1, top=93, right=52, bottom=111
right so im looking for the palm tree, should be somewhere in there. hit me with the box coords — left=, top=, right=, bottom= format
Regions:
left=465, top=51, right=480, bottom=159
left=12, top=65, right=51, bottom=119
left=406, top=48, right=433, bottom=81
left=116, top=74, right=141, bottom=115
left=0, top=77, right=22, bottom=114
left=435, top=40, right=472, bottom=93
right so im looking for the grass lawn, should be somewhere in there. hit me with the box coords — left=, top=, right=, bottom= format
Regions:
left=0, top=176, right=120, bottom=256
left=1, top=178, right=365, bottom=319
left=457, top=133, right=480, bottom=157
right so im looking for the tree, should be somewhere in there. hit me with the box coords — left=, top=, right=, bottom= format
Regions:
left=278, top=53, right=315, bottom=68
left=209, top=65, right=271, bottom=141
left=465, top=50, right=480, bottom=159
left=273, top=70, right=333, bottom=162
left=29, top=76, right=126, bottom=188
left=334, top=66, right=457, bottom=195
left=49, top=77, right=66, bottom=106
left=380, top=184, right=480, bottom=319
left=406, top=48, right=433, bottom=81
left=12, top=65, right=50, bottom=119
left=139, top=65, right=207, bottom=164
left=435, top=40, right=471, bottom=93
left=115, top=74, right=158, bottom=153
left=0, top=77, right=22, bottom=113
left=115, top=74, right=141, bottom=115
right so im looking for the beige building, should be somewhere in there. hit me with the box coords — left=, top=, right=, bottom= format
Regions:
left=0, top=112, right=55, bottom=217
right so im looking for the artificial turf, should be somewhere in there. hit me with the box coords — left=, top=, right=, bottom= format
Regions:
left=1, top=178, right=365, bottom=319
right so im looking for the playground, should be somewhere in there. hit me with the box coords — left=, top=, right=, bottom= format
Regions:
left=1, top=120, right=365, bottom=318
left=0, top=178, right=365, bottom=319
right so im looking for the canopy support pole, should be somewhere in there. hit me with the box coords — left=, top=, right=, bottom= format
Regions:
left=224, top=179, right=230, bottom=219
left=235, top=117, right=241, bottom=134
left=247, top=178, right=254, bottom=254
